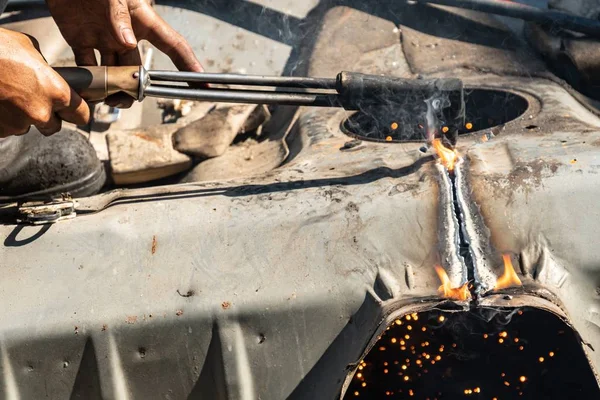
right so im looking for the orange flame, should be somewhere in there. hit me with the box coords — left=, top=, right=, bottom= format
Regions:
left=495, top=254, right=522, bottom=290
left=434, top=265, right=470, bottom=301
left=432, top=139, right=459, bottom=171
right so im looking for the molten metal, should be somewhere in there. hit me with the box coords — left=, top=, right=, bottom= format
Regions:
left=432, top=138, right=458, bottom=171
left=434, top=265, right=470, bottom=301
left=495, top=254, right=523, bottom=290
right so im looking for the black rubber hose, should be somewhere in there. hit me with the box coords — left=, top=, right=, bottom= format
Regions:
left=417, top=0, right=600, bottom=37
left=4, top=0, right=45, bottom=11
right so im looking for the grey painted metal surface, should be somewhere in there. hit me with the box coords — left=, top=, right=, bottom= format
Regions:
left=0, top=123, right=445, bottom=399
left=3, top=75, right=600, bottom=398
left=463, top=79, right=600, bottom=365
left=3, top=1, right=600, bottom=399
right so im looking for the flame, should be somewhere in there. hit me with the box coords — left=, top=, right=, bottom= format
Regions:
left=432, top=138, right=458, bottom=171
left=434, top=265, right=470, bottom=301
left=495, top=254, right=522, bottom=290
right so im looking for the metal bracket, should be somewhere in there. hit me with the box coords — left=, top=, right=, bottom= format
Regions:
left=17, top=197, right=77, bottom=225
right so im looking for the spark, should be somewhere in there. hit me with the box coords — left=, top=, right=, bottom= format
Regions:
left=391, top=122, right=399, bottom=130
left=466, top=122, right=473, bottom=130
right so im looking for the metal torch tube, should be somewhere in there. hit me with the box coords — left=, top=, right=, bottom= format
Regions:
left=143, top=85, right=343, bottom=107
left=148, top=70, right=338, bottom=89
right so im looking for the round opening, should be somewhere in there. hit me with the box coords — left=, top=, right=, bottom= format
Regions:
left=343, top=307, right=599, bottom=399
left=341, top=89, right=529, bottom=143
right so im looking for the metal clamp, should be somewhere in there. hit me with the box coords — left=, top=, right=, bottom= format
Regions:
left=17, top=197, right=77, bottom=225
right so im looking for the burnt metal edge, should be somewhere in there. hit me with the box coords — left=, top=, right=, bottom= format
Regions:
left=338, top=298, right=469, bottom=399
left=454, top=158, right=498, bottom=295
left=436, top=162, right=469, bottom=290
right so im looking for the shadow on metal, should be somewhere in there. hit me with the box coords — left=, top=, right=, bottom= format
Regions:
left=76, top=158, right=434, bottom=214
left=3, top=223, right=51, bottom=247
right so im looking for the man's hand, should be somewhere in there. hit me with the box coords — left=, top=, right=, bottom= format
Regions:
left=46, top=0, right=204, bottom=108
left=0, top=28, right=90, bottom=138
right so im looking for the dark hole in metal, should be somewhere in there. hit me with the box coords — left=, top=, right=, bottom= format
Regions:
left=343, top=308, right=599, bottom=399
left=341, top=89, right=528, bottom=143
